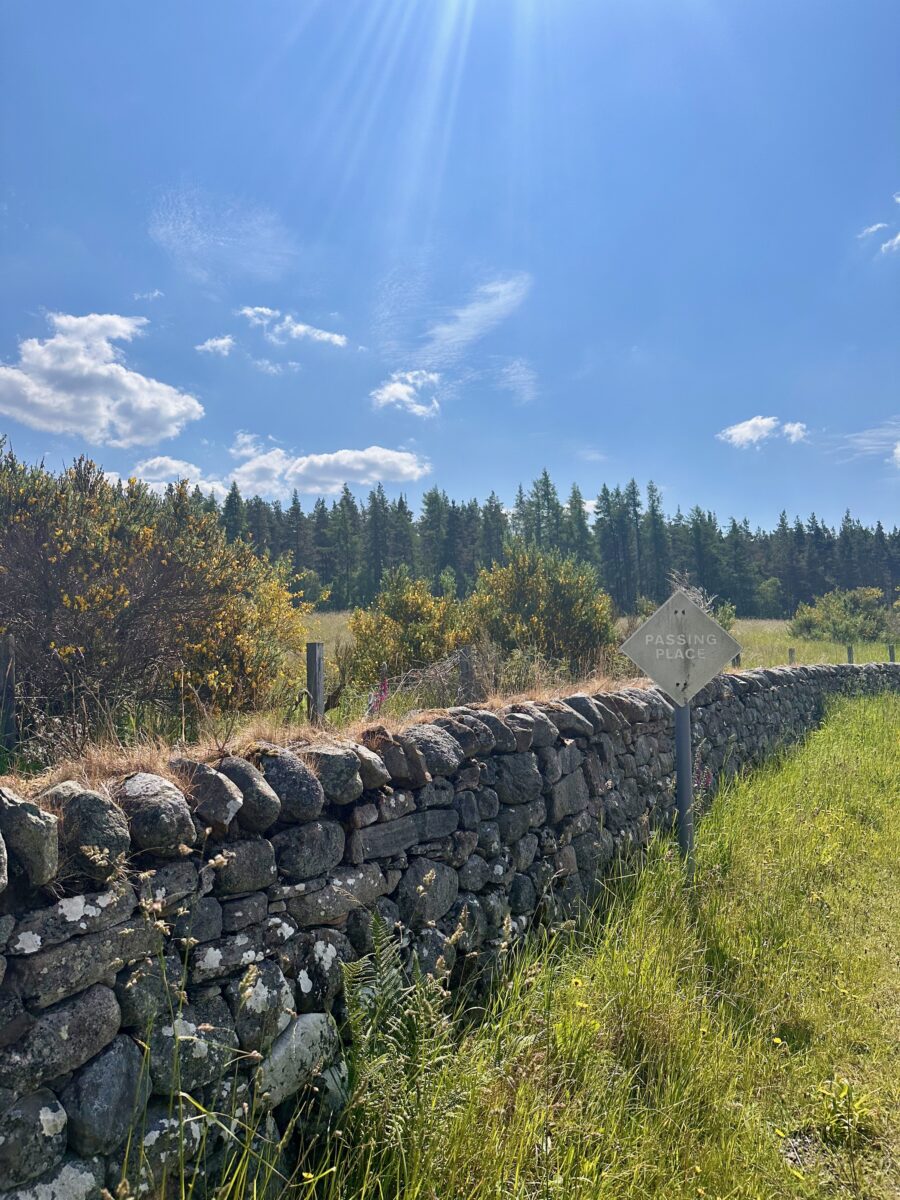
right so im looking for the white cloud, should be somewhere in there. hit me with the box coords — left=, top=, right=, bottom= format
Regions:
left=857, top=223, right=888, bottom=238
left=232, top=444, right=431, bottom=497
left=840, top=418, right=900, bottom=462
left=0, top=312, right=203, bottom=447
left=249, top=357, right=300, bottom=376
left=716, top=415, right=780, bottom=448
left=149, top=185, right=297, bottom=284
left=420, top=273, right=532, bottom=368
left=782, top=421, right=808, bottom=443
left=134, top=289, right=164, bottom=301
left=238, top=305, right=347, bottom=347
left=879, top=231, right=900, bottom=254
left=370, top=370, right=440, bottom=418
left=132, top=454, right=229, bottom=500
left=893, top=441, right=900, bottom=469
left=230, top=430, right=264, bottom=459
left=497, top=357, right=537, bottom=405
left=195, top=334, right=235, bottom=356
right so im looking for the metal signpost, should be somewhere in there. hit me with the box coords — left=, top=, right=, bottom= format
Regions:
left=619, top=591, right=742, bottom=877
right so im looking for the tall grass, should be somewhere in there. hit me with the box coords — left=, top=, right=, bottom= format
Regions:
left=732, top=618, right=892, bottom=669
left=304, top=693, right=900, bottom=1199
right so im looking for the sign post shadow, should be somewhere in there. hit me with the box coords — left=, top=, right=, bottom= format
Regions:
left=620, top=591, right=742, bottom=879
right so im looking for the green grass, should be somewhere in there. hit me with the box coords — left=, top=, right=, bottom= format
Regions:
left=731, top=618, right=893, bottom=670
left=300, top=693, right=900, bottom=1199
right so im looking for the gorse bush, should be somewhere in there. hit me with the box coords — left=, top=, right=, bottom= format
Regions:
left=467, top=541, right=615, bottom=672
left=0, top=447, right=310, bottom=737
left=789, top=586, right=895, bottom=643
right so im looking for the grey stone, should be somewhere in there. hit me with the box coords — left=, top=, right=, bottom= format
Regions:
left=352, top=743, right=391, bottom=790
left=477, top=788, right=500, bottom=820
left=347, top=802, right=379, bottom=829
left=376, top=789, right=416, bottom=822
left=136, top=860, right=198, bottom=910
left=0, top=789, right=58, bottom=887
left=410, top=927, right=456, bottom=979
left=454, top=790, right=480, bottom=830
left=115, top=772, right=196, bottom=857
left=346, top=807, right=458, bottom=862
left=457, top=853, right=491, bottom=892
left=286, top=864, right=389, bottom=926
left=148, top=993, right=238, bottom=1095
left=8, top=914, right=162, bottom=1007
left=477, top=821, right=501, bottom=856
left=211, top=838, right=277, bottom=895
left=171, top=895, right=223, bottom=944
left=48, top=784, right=130, bottom=884
left=255, top=1012, right=341, bottom=1108
left=512, top=832, right=539, bottom=872
left=430, top=716, right=482, bottom=759
left=471, top=710, right=518, bottom=754
left=296, top=928, right=355, bottom=1009
left=345, top=897, right=401, bottom=954
left=221, top=891, right=267, bottom=932
left=224, top=960, right=295, bottom=1053
left=482, top=753, right=543, bottom=806
left=502, top=704, right=558, bottom=748
left=0, top=984, right=121, bottom=1092
left=509, top=873, right=537, bottom=915
left=0, top=1089, right=67, bottom=1188
left=60, top=1035, right=150, bottom=1157
left=117, top=1103, right=206, bottom=1191
left=400, top=724, right=465, bottom=776
left=115, top=954, right=184, bottom=1030
left=217, top=756, right=282, bottom=833
left=190, top=927, right=266, bottom=983
left=497, top=803, right=531, bottom=844
left=536, top=746, right=562, bottom=787
left=296, top=745, right=364, bottom=805
left=360, top=727, right=430, bottom=787
left=2, top=1153, right=105, bottom=1200
left=271, top=820, right=344, bottom=882
left=534, top=700, right=594, bottom=738
left=170, top=759, right=243, bottom=837
left=558, top=741, right=584, bottom=775
left=442, top=893, right=487, bottom=953
left=395, top=858, right=459, bottom=927
left=548, top=770, right=590, bottom=823
left=501, top=711, right=534, bottom=752
left=7, top=882, right=136, bottom=956
left=248, top=746, right=325, bottom=822
left=0, top=990, right=32, bottom=1049
left=481, top=887, right=511, bottom=935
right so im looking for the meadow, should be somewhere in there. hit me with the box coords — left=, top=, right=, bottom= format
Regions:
left=299, top=691, right=900, bottom=1200
left=731, top=619, right=893, bottom=670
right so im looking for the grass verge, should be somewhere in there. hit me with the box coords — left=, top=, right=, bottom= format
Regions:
left=305, top=692, right=899, bottom=1199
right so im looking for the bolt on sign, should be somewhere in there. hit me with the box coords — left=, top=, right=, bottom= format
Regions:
left=619, top=590, right=742, bottom=705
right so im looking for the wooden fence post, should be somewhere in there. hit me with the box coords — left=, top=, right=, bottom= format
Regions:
left=731, top=653, right=741, bottom=668
left=889, top=644, right=896, bottom=664
left=788, top=647, right=796, bottom=665
left=847, top=645, right=854, bottom=664
left=306, top=642, right=325, bottom=725
left=0, top=633, right=16, bottom=753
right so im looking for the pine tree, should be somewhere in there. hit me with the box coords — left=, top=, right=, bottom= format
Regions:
left=563, top=484, right=593, bottom=563
left=222, top=483, right=247, bottom=543
left=480, top=492, right=508, bottom=568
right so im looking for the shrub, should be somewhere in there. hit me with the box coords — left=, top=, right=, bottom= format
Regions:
left=347, top=567, right=467, bottom=687
left=466, top=542, right=615, bottom=672
left=0, top=449, right=310, bottom=735
left=789, top=587, right=892, bottom=643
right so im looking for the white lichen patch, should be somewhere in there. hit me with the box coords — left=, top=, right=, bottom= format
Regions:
left=58, top=895, right=102, bottom=923
left=13, top=931, right=43, bottom=954
left=199, top=947, right=223, bottom=970
left=314, top=940, right=338, bottom=971
left=245, top=979, right=271, bottom=1013
left=39, top=1105, right=67, bottom=1136
left=297, top=969, right=313, bottom=994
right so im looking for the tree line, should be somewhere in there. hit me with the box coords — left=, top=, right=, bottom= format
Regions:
left=206, top=472, right=899, bottom=618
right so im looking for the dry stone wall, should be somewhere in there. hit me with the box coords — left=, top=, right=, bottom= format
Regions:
left=0, top=662, right=897, bottom=1197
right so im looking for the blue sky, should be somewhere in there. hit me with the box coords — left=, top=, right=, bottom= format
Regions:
left=1, top=0, right=898, bottom=526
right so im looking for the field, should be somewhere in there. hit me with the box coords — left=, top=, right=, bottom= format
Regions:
left=731, top=619, right=893, bottom=670
left=304, top=692, right=900, bottom=1199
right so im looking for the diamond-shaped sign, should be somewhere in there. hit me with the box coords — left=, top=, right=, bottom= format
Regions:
left=619, top=590, right=742, bottom=705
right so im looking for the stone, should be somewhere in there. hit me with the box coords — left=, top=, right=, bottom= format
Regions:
left=286, top=864, right=389, bottom=926
left=347, top=802, right=379, bottom=829
left=482, top=753, right=543, bottom=806
left=296, top=745, right=364, bottom=805
left=114, top=773, right=195, bottom=857
left=345, top=897, right=401, bottom=955
left=211, top=839, right=277, bottom=895
left=148, top=993, right=238, bottom=1095
left=457, top=853, right=491, bottom=892
left=346, top=807, right=458, bottom=862
left=0, top=1088, right=67, bottom=1188
left=430, top=716, right=483, bottom=758
left=221, top=891, right=267, bottom=932
left=376, top=789, right=416, bottom=822
left=0, top=990, right=32, bottom=1049
left=446, top=711, right=498, bottom=755
left=190, top=927, right=266, bottom=983
left=169, top=759, right=243, bottom=837
left=454, top=790, right=480, bottom=830
left=171, top=895, right=223, bottom=944
left=216, top=756, right=282, bottom=833
left=248, top=746, right=325, bottom=822
left=8, top=914, right=163, bottom=1008
left=224, top=960, right=295, bottom=1053
left=136, top=860, right=199, bottom=910
left=0, top=832, right=6, bottom=894
left=512, top=832, right=539, bottom=873
left=536, top=746, right=562, bottom=787
left=534, top=700, right=594, bottom=738
left=59, top=1035, right=150, bottom=1157
left=2, top=1153, right=105, bottom=1200
left=400, top=724, right=466, bottom=776
left=255, top=1012, right=341, bottom=1108
left=118, top=1103, right=206, bottom=1191
left=115, top=953, right=184, bottom=1030
left=477, top=788, right=500, bottom=820
left=558, top=741, right=584, bottom=775
left=497, top=803, right=532, bottom=844
left=271, top=820, right=345, bottom=882
left=7, top=882, right=136, bottom=956
left=297, top=928, right=355, bottom=1009
left=0, top=789, right=58, bottom=887
left=548, top=770, right=590, bottom=823
left=0, top=985, right=121, bottom=1092
left=477, top=821, right=501, bottom=856
left=471, top=710, right=518, bottom=754
left=395, top=858, right=459, bottom=927
left=360, top=726, right=430, bottom=787
left=410, top=927, right=457, bottom=979
left=502, top=704, right=558, bottom=747
left=509, top=873, right=537, bottom=915
left=442, top=893, right=487, bottom=953
left=501, top=711, right=534, bottom=752
left=352, top=743, right=391, bottom=789
left=46, top=784, right=129, bottom=884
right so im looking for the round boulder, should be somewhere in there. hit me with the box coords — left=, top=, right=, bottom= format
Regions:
left=115, top=773, right=195, bottom=857
left=217, top=755, right=281, bottom=832
left=248, top=746, right=325, bottom=822
left=46, top=782, right=130, bottom=883
left=60, top=1034, right=151, bottom=1156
